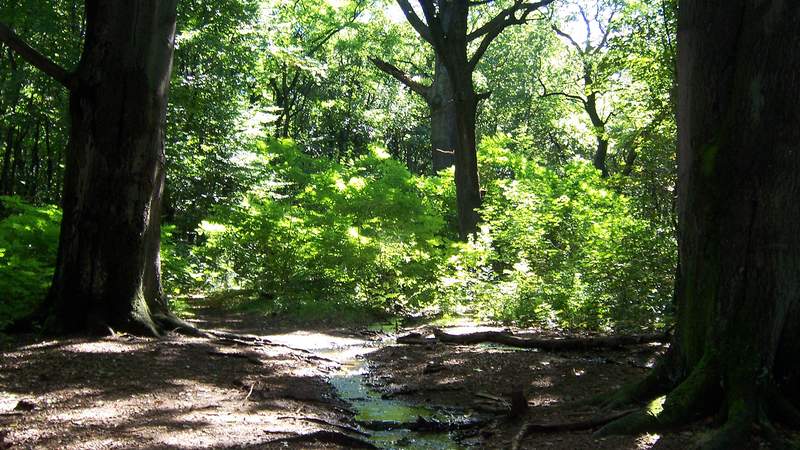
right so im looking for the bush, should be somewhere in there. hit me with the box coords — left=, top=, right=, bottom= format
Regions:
left=185, top=139, right=457, bottom=318
left=162, top=136, right=676, bottom=330
left=441, top=137, right=676, bottom=331
left=0, top=196, right=61, bottom=330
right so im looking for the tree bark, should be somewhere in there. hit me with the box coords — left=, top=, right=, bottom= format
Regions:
left=428, top=58, right=457, bottom=172
left=29, top=122, right=40, bottom=199
left=592, top=3, right=800, bottom=447
left=371, top=56, right=457, bottom=172
left=43, top=0, right=180, bottom=336
left=585, top=91, right=609, bottom=178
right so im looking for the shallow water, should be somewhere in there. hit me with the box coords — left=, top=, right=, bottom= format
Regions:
left=265, top=327, right=473, bottom=448
left=330, top=357, right=463, bottom=449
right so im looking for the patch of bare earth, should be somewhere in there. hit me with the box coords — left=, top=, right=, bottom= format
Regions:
left=365, top=325, right=700, bottom=450
left=0, top=311, right=360, bottom=449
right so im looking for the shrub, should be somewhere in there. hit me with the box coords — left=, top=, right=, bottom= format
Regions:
left=442, top=137, right=676, bottom=331
left=0, top=196, right=60, bottom=330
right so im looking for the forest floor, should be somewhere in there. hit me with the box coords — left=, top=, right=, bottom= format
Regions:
left=0, top=303, right=714, bottom=449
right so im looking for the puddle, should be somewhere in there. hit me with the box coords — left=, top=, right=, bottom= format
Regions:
left=265, top=327, right=478, bottom=448
left=331, top=357, right=464, bottom=449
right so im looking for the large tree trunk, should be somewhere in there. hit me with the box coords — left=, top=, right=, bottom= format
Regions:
left=46, top=0, right=180, bottom=336
left=595, top=2, right=800, bottom=447
left=451, top=82, right=481, bottom=239
left=428, top=58, right=457, bottom=172
left=437, top=4, right=481, bottom=239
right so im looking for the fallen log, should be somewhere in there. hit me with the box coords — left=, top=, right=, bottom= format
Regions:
left=431, top=329, right=669, bottom=351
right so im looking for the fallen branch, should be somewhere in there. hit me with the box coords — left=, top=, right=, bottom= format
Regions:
left=381, top=384, right=462, bottom=399
left=357, top=415, right=487, bottom=432
left=511, top=409, right=637, bottom=450
left=278, top=415, right=369, bottom=437
left=242, top=382, right=257, bottom=405
left=431, top=329, right=668, bottom=351
left=206, top=350, right=262, bottom=365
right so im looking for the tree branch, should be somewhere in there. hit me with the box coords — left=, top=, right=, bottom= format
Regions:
left=416, top=0, right=446, bottom=51
left=0, top=22, right=75, bottom=90
left=395, top=0, right=433, bottom=44
left=551, top=25, right=584, bottom=54
left=467, top=0, right=555, bottom=70
left=537, top=76, right=587, bottom=106
left=370, top=57, right=432, bottom=100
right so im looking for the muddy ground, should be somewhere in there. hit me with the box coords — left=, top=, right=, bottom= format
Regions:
left=0, top=309, right=781, bottom=449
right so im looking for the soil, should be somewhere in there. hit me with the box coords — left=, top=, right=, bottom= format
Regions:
left=364, top=321, right=697, bottom=449
left=0, top=308, right=756, bottom=449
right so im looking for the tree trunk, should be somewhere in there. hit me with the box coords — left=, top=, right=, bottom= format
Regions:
left=46, top=0, right=180, bottom=336
left=585, top=91, right=609, bottom=178
left=428, top=57, right=457, bottom=172
left=10, top=129, right=23, bottom=196
left=1, top=128, right=13, bottom=195
left=430, top=3, right=482, bottom=239
left=28, top=122, right=40, bottom=199
left=595, top=3, right=800, bottom=447
left=451, top=82, right=481, bottom=239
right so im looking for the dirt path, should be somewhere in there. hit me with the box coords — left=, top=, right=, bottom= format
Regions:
left=0, top=309, right=363, bottom=449
left=1, top=309, right=703, bottom=449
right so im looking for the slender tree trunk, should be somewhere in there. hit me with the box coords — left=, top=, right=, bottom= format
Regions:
left=1, top=128, right=13, bottom=194
left=44, top=121, right=53, bottom=198
left=9, top=125, right=28, bottom=196
left=428, top=58, right=457, bottom=172
left=585, top=92, right=609, bottom=178
left=46, top=0, right=180, bottom=336
left=596, top=3, right=800, bottom=447
left=28, top=122, right=40, bottom=199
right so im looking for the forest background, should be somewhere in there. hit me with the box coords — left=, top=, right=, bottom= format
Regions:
left=0, top=0, right=677, bottom=333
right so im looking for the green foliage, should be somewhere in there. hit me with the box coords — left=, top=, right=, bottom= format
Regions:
left=442, top=137, right=676, bottom=330
left=167, top=139, right=456, bottom=320
left=0, top=196, right=60, bottom=329
left=165, top=136, right=675, bottom=331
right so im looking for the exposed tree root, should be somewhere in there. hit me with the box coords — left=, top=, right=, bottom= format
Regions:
left=272, top=430, right=378, bottom=449
left=206, top=350, right=263, bottom=365
left=278, top=415, right=370, bottom=437
left=423, top=328, right=669, bottom=351
left=595, top=352, right=719, bottom=437
left=585, top=347, right=681, bottom=411
left=588, top=347, right=800, bottom=450
left=510, top=409, right=637, bottom=450
left=152, top=312, right=209, bottom=337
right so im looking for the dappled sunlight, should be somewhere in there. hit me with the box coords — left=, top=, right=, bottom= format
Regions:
left=637, top=433, right=661, bottom=449
left=62, top=340, right=150, bottom=354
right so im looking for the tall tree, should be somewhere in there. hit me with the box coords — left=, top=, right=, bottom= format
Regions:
left=592, top=1, right=800, bottom=448
left=0, top=0, right=185, bottom=335
left=395, top=0, right=554, bottom=238
left=540, top=0, right=621, bottom=177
